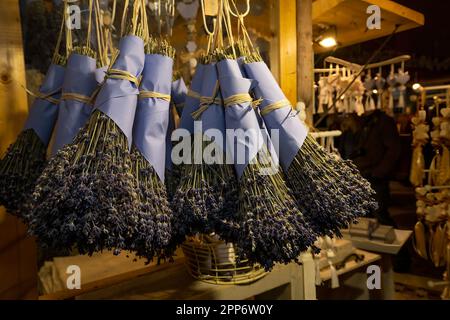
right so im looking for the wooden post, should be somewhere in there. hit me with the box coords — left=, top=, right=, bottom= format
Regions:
left=275, top=0, right=297, bottom=106
left=0, top=0, right=38, bottom=299
left=297, top=0, right=314, bottom=125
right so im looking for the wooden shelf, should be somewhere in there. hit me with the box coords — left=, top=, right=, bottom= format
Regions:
left=38, top=250, right=317, bottom=300
left=41, top=258, right=307, bottom=300
left=313, top=0, right=425, bottom=52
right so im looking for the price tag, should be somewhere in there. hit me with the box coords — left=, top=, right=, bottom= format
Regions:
left=204, top=0, right=219, bottom=16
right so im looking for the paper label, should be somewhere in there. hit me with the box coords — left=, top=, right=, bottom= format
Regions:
left=204, top=0, right=219, bottom=16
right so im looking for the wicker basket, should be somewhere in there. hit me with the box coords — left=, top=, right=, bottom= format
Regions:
left=181, top=235, right=267, bottom=285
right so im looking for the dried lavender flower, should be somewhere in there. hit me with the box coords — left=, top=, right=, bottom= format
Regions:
left=0, top=129, right=47, bottom=216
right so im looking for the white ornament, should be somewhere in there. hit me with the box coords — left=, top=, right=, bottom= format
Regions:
left=186, top=41, right=197, bottom=53
left=177, top=0, right=199, bottom=20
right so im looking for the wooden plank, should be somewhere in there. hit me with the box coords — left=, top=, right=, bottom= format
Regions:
left=0, top=0, right=28, bottom=150
left=276, top=0, right=297, bottom=105
left=363, top=0, right=424, bottom=25
left=0, top=0, right=38, bottom=300
left=297, top=0, right=314, bottom=124
left=75, top=262, right=304, bottom=300
left=313, top=0, right=424, bottom=24
left=312, top=0, right=425, bottom=52
left=312, top=0, right=343, bottom=20
left=39, top=258, right=186, bottom=300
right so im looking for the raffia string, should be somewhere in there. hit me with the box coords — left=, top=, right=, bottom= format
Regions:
left=191, top=81, right=221, bottom=120
left=260, top=99, right=291, bottom=116
left=61, top=92, right=94, bottom=106
left=105, top=50, right=140, bottom=85
left=224, top=93, right=251, bottom=106
left=106, top=68, right=140, bottom=86
left=224, top=93, right=261, bottom=109
left=191, top=96, right=223, bottom=120
left=18, top=81, right=61, bottom=105
left=35, top=92, right=60, bottom=105
left=187, top=89, right=201, bottom=100
left=139, top=90, right=171, bottom=102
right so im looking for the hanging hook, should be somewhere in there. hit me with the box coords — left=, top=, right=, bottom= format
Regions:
left=228, top=0, right=250, bottom=18
left=200, top=0, right=218, bottom=54
left=200, top=0, right=216, bottom=36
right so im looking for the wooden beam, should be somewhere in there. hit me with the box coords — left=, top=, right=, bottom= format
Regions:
left=313, top=0, right=424, bottom=25
left=312, top=0, right=342, bottom=20
left=297, top=0, right=313, bottom=125
left=276, top=0, right=297, bottom=106
left=313, top=0, right=425, bottom=53
left=0, top=0, right=38, bottom=300
left=363, top=0, right=424, bottom=26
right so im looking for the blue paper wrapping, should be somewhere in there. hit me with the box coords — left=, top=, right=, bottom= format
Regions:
left=24, top=63, right=65, bottom=145
left=199, top=63, right=226, bottom=151
left=171, top=77, right=187, bottom=116
left=238, top=58, right=279, bottom=166
left=133, top=54, right=173, bottom=182
left=179, top=63, right=205, bottom=133
left=165, top=78, right=187, bottom=170
left=217, top=59, right=263, bottom=178
left=243, top=61, right=308, bottom=171
left=254, top=106, right=279, bottom=165
left=165, top=106, right=175, bottom=171
left=237, top=56, right=246, bottom=73
left=95, top=65, right=108, bottom=84
left=95, top=35, right=145, bottom=148
left=51, top=54, right=98, bottom=154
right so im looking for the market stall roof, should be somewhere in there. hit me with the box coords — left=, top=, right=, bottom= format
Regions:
left=313, top=0, right=425, bottom=52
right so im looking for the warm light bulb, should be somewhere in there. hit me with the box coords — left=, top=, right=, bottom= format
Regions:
left=319, top=37, right=337, bottom=48
left=372, top=89, right=378, bottom=94
left=412, top=83, right=421, bottom=91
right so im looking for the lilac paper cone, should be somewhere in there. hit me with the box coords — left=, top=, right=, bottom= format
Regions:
left=171, top=77, right=187, bottom=116
left=95, top=35, right=145, bottom=148
left=238, top=58, right=279, bottom=166
left=217, top=59, right=263, bottom=178
left=165, top=106, right=175, bottom=171
left=179, top=63, right=205, bottom=134
left=254, top=107, right=279, bottom=165
left=166, top=78, right=187, bottom=170
left=24, top=63, right=65, bottom=145
left=200, top=63, right=225, bottom=151
left=95, top=65, right=107, bottom=84
left=133, top=54, right=173, bottom=182
left=244, top=61, right=308, bottom=171
left=51, top=54, right=98, bottom=154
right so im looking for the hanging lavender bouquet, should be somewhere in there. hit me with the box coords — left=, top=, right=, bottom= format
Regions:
left=51, top=47, right=100, bottom=155
left=0, top=2, right=69, bottom=217
left=171, top=54, right=239, bottom=246
left=129, top=38, right=175, bottom=261
left=26, top=1, right=148, bottom=256
left=216, top=54, right=317, bottom=270
left=243, top=51, right=377, bottom=237
left=165, top=58, right=205, bottom=244
left=0, top=51, right=66, bottom=216
left=165, top=73, right=188, bottom=199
